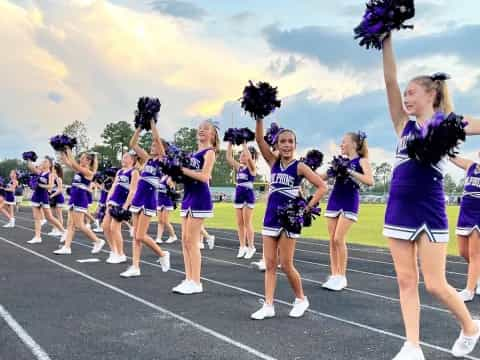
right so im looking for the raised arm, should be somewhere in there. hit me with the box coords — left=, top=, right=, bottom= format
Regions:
left=150, top=120, right=165, bottom=157
left=298, top=163, right=327, bottom=209
left=182, top=150, right=215, bottom=183
left=449, top=155, right=475, bottom=171
left=348, top=158, right=375, bottom=186
left=464, top=116, right=480, bottom=136
left=129, top=128, right=150, bottom=161
left=63, top=148, right=94, bottom=179
left=382, top=36, right=408, bottom=136
left=242, top=143, right=257, bottom=176
left=255, top=119, right=277, bottom=166
left=226, top=142, right=240, bottom=171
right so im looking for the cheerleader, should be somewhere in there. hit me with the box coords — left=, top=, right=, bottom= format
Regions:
left=382, top=35, right=480, bottom=359
left=450, top=155, right=480, bottom=302
left=0, top=170, right=18, bottom=227
left=47, top=163, right=65, bottom=236
left=155, top=176, right=178, bottom=244
left=120, top=120, right=170, bottom=277
left=26, top=157, right=66, bottom=244
left=54, top=150, right=104, bottom=255
left=322, top=133, right=374, bottom=291
left=172, top=119, right=218, bottom=295
left=226, top=142, right=257, bottom=259
left=103, top=151, right=139, bottom=264
left=251, top=119, right=327, bottom=320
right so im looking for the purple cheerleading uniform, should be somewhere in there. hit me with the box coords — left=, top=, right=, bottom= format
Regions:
left=31, top=172, right=50, bottom=208
left=108, top=168, right=134, bottom=207
left=383, top=120, right=449, bottom=243
left=233, top=166, right=256, bottom=209
left=68, top=172, right=92, bottom=213
left=325, top=157, right=363, bottom=222
left=3, top=181, right=16, bottom=205
left=181, top=148, right=213, bottom=218
left=157, top=175, right=174, bottom=212
left=456, top=163, right=480, bottom=236
left=130, top=159, right=161, bottom=217
left=50, top=178, right=65, bottom=208
left=262, top=159, right=302, bottom=239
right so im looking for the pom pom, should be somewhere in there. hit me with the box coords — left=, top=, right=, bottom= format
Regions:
left=49, top=134, right=77, bottom=152
left=303, top=196, right=322, bottom=228
left=104, top=167, right=120, bottom=178
left=277, top=197, right=321, bottom=234
left=93, top=172, right=106, bottom=185
left=134, top=97, right=161, bottom=131
left=49, top=196, right=59, bottom=208
left=223, top=127, right=255, bottom=145
left=22, top=151, right=38, bottom=162
left=28, top=174, right=39, bottom=190
left=240, top=81, right=281, bottom=120
left=160, top=144, right=192, bottom=183
left=66, top=186, right=72, bottom=196
left=103, top=178, right=114, bottom=191
left=406, top=112, right=467, bottom=165
left=109, top=206, right=132, bottom=222
left=327, top=156, right=351, bottom=178
left=354, top=0, right=415, bottom=50
left=166, top=186, right=181, bottom=210
left=17, top=171, right=31, bottom=186
left=264, top=122, right=284, bottom=147
left=300, top=149, right=324, bottom=171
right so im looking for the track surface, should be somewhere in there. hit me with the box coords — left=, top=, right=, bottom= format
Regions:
left=1, top=208, right=479, bottom=360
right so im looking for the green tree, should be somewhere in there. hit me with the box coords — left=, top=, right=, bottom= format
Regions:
left=456, top=177, right=465, bottom=193
left=0, top=159, right=24, bottom=179
left=139, top=132, right=153, bottom=151
left=443, top=173, right=457, bottom=195
left=374, top=162, right=392, bottom=194
left=90, top=144, right=119, bottom=169
left=63, top=120, right=90, bottom=155
left=173, top=127, right=197, bottom=153
left=100, top=121, right=134, bottom=162
left=211, top=150, right=234, bottom=186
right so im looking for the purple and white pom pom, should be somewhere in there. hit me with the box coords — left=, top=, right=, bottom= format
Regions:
left=354, top=0, right=415, bottom=50
left=50, top=134, right=77, bottom=152
left=160, top=144, right=193, bottom=183
left=407, top=112, right=467, bottom=165
left=327, top=156, right=351, bottom=178
left=240, top=81, right=281, bottom=120
left=264, top=122, right=284, bottom=147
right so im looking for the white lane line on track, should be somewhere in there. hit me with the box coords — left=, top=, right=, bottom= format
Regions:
left=4, top=223, right=478, bottom=359
left=0, top=304, right=52, bottom=360
left=0, top=236, right=277, bottom=360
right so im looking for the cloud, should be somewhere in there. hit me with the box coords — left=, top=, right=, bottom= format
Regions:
left=268, top=55, right=302, bottom=77
left=229, top=11, right=254, bottom=24
left=262, top=23, right=480, bottom=71
left=150, top=0, right=206, bottom=21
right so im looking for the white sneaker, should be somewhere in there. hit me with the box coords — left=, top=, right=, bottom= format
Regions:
left=251, top=259, right=266, bottom=272
left=476, top=279, right=480, bottom=296
left=330, top=276, right=348, bottom=291
left=3, top=219, right=14, bottom=228
left=27, top=237, right=42, bottom=244
left=458, top=289, right=475, bottom=302
left=115, top=254, right=127, bottom=264
left=244, top=247, right=256, bottom=260
left=105, top=252, right=115, bottom=263
left=451, top=320, right=480, bottom=357
left=206, top=235, right=215, bottom=250
left=156, top=251, right=170, bottom=272
left=251, top=301, right=275, bottom=320
left=120, top=266, right=141, bottom=278
left=392, top=342, right=425, bottom=360
left=289, top=297, right=310, bottom=318
left=236, top=247, right=247, bottom=258
left=172, top=280, right=202, bottom=294
left=40, top=219, right=47, bottom=227
left=165, top=236, right=177, bottom=244
left=322, top=275, right=338, bottom=290
left=53, top=246, right=71, bottom=255
left=91, top=239, right=105, bottom=254
left=199, top=241, right=205, bottom=250
left=47, top=229, right=59, bottom=236
left=92, top=223, right=103, bottom=233
left=172, top=280, right=188, bottom=293
left=155, top=237, right=163, bottom=244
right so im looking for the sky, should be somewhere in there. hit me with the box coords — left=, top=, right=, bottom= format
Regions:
left=1, top=0, right=480, bottom=180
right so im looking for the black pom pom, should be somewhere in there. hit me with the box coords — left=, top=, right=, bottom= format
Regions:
left=354, top=0, right=415, bottom=50
left=327, top=156, right=350, bottom=178
left=406, top=112, right=467, bottom=165
left=22, top=151, right=38, bottom=162
left=263, top=122, right=283, bottom=147
left=49, top=134, right=77, bottom=152
left=240, top=81, right=281, bottom=120
left=160, top=144, right=193, bottom=183
left=104, top=167, right=120, bottom=178
left=223, top=127, right=255, bottom=145
left=134, top=97, right=161, bottom=131
left=300, top=149, right=324, bottom=171
left=109, top=205, right=132, bottom=222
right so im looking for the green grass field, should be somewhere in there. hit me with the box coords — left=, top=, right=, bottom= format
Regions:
left=20, top=201, right=462, bottom=255
left=168, top=202, right=462, bottom=256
